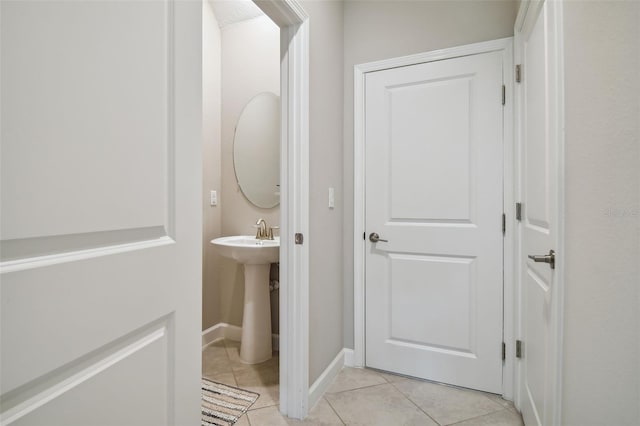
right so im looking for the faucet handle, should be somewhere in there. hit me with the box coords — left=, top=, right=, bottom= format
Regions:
left=267, top=226, right=279, bottom=240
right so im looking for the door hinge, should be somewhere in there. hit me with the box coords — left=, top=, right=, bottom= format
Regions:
left=515, top=202, right=522, bottom=221
left=502, top=213, right=506, bottom=235
left=501, top=85, right=506, bottom=105
left=363, top=232, right=366, bottom=240
left=516, top=340, right=523, bottom=358
left=295, top=233, right=304, bottom=245
left=502, top=342, right=506, bottom=360
left=515, top=64, right=522, bottom=83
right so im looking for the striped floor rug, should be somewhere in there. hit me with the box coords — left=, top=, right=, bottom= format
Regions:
left=202, top=378, right=260, bottom=426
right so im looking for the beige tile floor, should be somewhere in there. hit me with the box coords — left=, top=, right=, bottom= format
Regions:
left=203, top=339, right=523, bottom=426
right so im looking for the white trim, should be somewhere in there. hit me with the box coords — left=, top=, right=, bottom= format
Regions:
left=513, top=1, right=565, bottom=422
left=0, top=237, right=174, bottom=274
left=549, top=1, right=566, bottom=422
left=514, top=0, right=533, bottom=34
left=308, top=349, right=345, bottom=409
left=254, top=0, right=307, bottom=27
left=201, top=323, right=279, bottom=350
left=355, top=37, right=514, bottom=75
left=501, top=41, right=516, bottom=401
left=201, top=323, right=225, bottom=347
left=1, top=323, right=167, bottom=425
left=343, top=349, right=355, bottom=367
left=278, top=18, right=310, bottom=421
left=513, top=11, right=527, bottom=411
left=252, top=0, right=310, bottom=419
left=553, top=1, right=566, bottom=422
left=353, top=37, right=515, bottom=394
left=352, top=61, right=366, bottom=368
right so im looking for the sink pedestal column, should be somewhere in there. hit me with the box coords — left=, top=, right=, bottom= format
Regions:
left=240, top=263, right=272, bottom=364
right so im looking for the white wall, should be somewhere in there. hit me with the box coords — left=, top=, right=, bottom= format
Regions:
left=219, top=16, right=280, bottom=327
left=342, top=0, right=519, bottom=348
left=301, top=0, right=345, bottom=384
left=562, top=1, right=640, bottom=424
left=202, top=0, right=222, bottom=330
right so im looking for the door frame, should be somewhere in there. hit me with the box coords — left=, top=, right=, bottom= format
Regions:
left=513, top=0, right=566, bottom=422
left=252, top=0, right=310, bottom=419
left=352, top=37, right=516, bottom=399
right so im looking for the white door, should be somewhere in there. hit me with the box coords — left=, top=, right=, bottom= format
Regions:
left=365, top=51, right=505, bottom=393
left=1, top=2, right=201, bottom=425
left=516, top=1, right=562, bottom=424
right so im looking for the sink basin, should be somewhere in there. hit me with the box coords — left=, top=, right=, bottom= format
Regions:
left=211, top=235, right=279, bottom=264
left=210, top=235, right=279, bottom=364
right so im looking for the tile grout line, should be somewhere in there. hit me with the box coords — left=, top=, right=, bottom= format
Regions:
left=219, top=339, right=265, bottom=420
left=321, top=395, right=347, bottom=425
left=445, top=408, right=512, bottom=426
left=386, top=379, right=443, bottom=426
left=326, top=379, right=390, bottom=395
left=379, top=370, right=512, bottom=426
left=325, top=367, right=390, bottom=394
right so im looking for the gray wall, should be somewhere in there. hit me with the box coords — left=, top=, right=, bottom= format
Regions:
left=302, top=0, right=346, bottom=385
left=563, top=1, right=640, bottom=424
left=342, top=0, right=519, bottom=348
left=202, top=1, right=222, bottom=330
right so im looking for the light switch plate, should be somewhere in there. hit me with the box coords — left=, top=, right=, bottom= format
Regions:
left=328, top=187, right=335, bottom=209
left=210, top=190, right=218, bottom=206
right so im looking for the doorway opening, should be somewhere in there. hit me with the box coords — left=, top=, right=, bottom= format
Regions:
left=200, top=0, right=310, bottom=420
left=202, top=2, right=281, bottom=418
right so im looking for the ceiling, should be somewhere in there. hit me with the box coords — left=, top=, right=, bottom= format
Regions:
left=208, top=0, right=265, bottom=29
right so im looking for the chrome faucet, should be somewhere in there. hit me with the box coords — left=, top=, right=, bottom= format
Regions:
left=255, top=218, right=268, bottom=240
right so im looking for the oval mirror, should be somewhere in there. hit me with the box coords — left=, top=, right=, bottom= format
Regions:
left=233, top=92, right=280, bottom=208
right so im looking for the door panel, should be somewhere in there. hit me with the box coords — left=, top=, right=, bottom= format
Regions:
left=365, top=51, right=504, bottom=393
left=1, top=0, right=168, bottom=241
left=1, top=1, right=201, bottom=424
left=10, top=327, right=169, bottom=426
left=516, top=0, right=561, bottom=424
left=389, top=254, right=476, bottom=352
left=389, top=76, right=472, bottom=221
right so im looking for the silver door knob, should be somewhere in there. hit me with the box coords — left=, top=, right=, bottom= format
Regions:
left=528, top=250, right=555, bottom=269
left=369, top=233, right=388, bottom=243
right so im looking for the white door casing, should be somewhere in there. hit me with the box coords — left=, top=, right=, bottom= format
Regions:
left=254, top=0, right=310, bottom=418
left=363, top=50, right=505, bottom=393
left=1, top=1, right=201, bottom=425
left=514, top=1, right=565, bottom=425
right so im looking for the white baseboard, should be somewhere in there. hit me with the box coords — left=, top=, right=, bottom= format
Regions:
left=202, top=322, right=279, bottom=350
left=201, top=323, right=226, bottom=347
left=343, top=348, right=355, bottom=367
left=308, top=349, right=346, bottom=409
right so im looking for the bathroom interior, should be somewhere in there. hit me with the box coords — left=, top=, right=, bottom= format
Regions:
left=201, top=0, right=282, bottom=410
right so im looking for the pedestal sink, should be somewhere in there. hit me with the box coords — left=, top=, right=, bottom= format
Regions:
left=211, top=236, right=279, bottom=364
